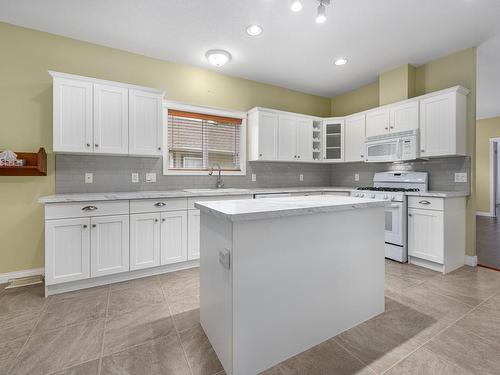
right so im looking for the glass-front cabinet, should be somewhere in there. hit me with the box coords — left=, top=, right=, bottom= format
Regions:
left=322, top=118, right=344, bottom=162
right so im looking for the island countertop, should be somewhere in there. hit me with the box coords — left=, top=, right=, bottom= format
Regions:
left=195, top=195, right=386, bottom=221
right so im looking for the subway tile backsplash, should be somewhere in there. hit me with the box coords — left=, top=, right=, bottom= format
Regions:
left=56, top=155, right=470, bottom=194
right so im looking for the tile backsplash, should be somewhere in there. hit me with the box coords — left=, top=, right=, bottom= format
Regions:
left=56, top=155, right=470, bottom=194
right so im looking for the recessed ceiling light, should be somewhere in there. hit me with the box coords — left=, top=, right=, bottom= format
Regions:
left=334, top=58, right=348, bottom=66
left=246, top=24, right=263, bottom=36
left=205, top=49, right=232, bottom=67
left=315, top=3, right=327, bottom=23
left=290, top=0, right=303, bottom=12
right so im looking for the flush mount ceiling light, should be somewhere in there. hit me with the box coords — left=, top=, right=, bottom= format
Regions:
left=205, top=49, right=232, bottom=67
left=334, top=57, right=348, bottom=66
left=246, top=24, right=263, bottom=36
left=315, top=0, right=331, bottom=23
left=290, top=0, right=303, bottom=12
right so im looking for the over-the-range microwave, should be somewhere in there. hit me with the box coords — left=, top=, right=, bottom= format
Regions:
left=364, top=129, right=419, bottom=163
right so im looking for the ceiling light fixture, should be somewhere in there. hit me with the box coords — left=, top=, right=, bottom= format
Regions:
left=246, top=24, right=263, bottom=36
left=334, top=57, right=348, bottom=66
left=315, top=0, right=331, bottom=24
left=290, top=0, right=303, bottom=12
left=205, top=49, right=232, bottom=67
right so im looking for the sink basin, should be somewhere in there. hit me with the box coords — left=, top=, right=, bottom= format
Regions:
left=184, top=188, right=251, bottom=194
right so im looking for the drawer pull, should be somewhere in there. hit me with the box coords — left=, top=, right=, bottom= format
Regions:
left=154, top=202, right=166, bottom=207
left=418, top=200, right=431, bottom=205
left=82, top=206, right=98, bottom=211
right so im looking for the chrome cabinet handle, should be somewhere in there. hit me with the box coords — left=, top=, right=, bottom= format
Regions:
left=92, top=224, right=96, bottom=228
left=421, top=149, right=425, bottom=152
left=259, top=153, right=263, bottom=157
left=83, top=224, right=88, bottom=228
left=154, top=202, right=166, bottom=207
left=298, top=155, right=300, bottom=159
left=82, top=206, right=98, bottom=211
left=158, top=147, right=161, bottom=151
left=390, top=126, right=394, bottom=129
left=162, top=218, right=166, bottom=222
left=384, top=127, right=389, bottom=130
left=154, top=218, right=159, bottom=222
left=419, top=200, right=431, bottom=205
left=95, top=144, right=99, bottom=148
left=408, top=213, right=413, bottom=217
left=86, top=143, right=91, bottom=147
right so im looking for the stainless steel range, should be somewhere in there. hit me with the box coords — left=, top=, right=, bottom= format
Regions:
left=350, top=171, right=428, bottom=262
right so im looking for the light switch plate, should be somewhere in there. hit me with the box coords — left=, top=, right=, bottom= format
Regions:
left=251, top=173, right=257, bottom=182
left=354, top=173, right=360, bottom=182
left=454, top=173, right=467, bottom=183
left=299, top=174, right=304, bottom=181
left=131, top=173, right=139, bottom=183
left=85, top=173, right=93, bottom=184
left=145, top=173, right=157, bottom=183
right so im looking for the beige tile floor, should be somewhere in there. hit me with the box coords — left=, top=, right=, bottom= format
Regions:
left=1, top=262, right=500, bottom=375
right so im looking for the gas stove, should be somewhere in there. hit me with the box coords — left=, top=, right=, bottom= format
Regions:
left=356, top=187, right=421, bottom=192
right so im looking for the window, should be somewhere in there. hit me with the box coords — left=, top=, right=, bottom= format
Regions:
left=164, top=105, right=246, bottom=175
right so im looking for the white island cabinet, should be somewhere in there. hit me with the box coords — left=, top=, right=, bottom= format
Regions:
left=196, top=196, right=386, bottom=375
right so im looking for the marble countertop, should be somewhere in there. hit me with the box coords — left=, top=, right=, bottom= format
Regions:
left=195, top=195, right=387, bottom=222
left=405, top=191, right=469, bottom=198
left=38, top=186, right=355, bottom=204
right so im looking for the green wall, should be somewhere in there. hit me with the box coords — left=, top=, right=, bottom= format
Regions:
left=0, top=22, right=330, bottom=275
left=330, top=81, right=380, bottom=117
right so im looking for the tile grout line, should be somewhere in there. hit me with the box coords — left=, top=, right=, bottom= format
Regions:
left=379, top=284, right=500, bottom=374
left=333, top=337, right=378, bottom=374
left=158, top=275, right=196, bottom=375
left=97, top=285, right=111, bottom=375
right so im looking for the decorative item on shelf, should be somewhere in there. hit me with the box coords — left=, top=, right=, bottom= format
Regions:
left=0, top=148, right=47, bottom=176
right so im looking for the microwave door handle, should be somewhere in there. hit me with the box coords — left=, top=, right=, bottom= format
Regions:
left=397, top=139, right=403, bottom=159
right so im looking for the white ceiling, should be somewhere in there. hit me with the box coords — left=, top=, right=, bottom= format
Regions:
left=477, top=34, right=500, bottom=120
left=1, top=0, right=500, bottom=98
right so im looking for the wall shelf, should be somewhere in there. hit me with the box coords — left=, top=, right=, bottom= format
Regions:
left=0, top=148, right=47, bottom=176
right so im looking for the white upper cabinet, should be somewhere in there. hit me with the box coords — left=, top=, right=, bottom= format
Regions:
left=248, top=109, right=278, bottom=161
left=390, top=100, right=419, bottom=133
left=278, top=114, right=297, bottom=160
left=366, top=109, right=390, bottom=137
left=419, top=88, right=468, bottom=157
left=296, top=117, right=313, bottom=161
left=53, top=77, right=93, bottom=153
left=344, top=114, right=366, bottom=162
left=93, top=84, right=129, bottom=154
left=129, top=89, right=163, bottom=156
left=50, top=71, right=164, bottom=156
left=323, top=118, right=344, bottom=162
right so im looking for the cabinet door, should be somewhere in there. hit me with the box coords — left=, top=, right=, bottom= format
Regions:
left=390, top=101, right=419, bottom=133
left=53, top=77, right=93, bottom=153
left=161, top=211, right=188, bottom=265
left=90, top=215, right=129, bottom=277
left=344, top=114, right=366, bottom=162
left=408, top=208, right=444, bottom=264
left=419, top=93, right=455, bottom=157
left=188, top=209, right=201, bottom=260
left=278, top=114, right=297, bottom=160
left=129, top=89, right=163, bottom=156
left=296, top=117, right=313, bottom=161
left=258, top=111, right=278, bottom=160
left=323, top=119, right=344, bottom=162
left=130, top=213, right=161, bottom=270
left=45, top=218, right=90, bottom=285
left=93, top=84, right=129, bottom=155
left=366, top=109, right=390, bottom=137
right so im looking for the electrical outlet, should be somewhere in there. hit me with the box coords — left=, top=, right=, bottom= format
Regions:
left=299, top=174, right=304, bottom=181
left=145, top=173, right=157, bottom=183
left=251, top=173, right=257, bottom=182
left=454, top=173, right=467, bottom=183
left=131, top=173, right=139, bottom=183
left=85, top=173, right=93, bottom=184
left=354, top=173, right=360, bottom=182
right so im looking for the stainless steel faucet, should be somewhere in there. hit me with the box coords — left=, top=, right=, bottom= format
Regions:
left=208, top=163, right=224, bottom=189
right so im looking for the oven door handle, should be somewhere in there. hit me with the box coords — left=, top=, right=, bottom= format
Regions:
left=388, top=203, right=401, bottom=208
left=396, top=139, right=403, bottom=160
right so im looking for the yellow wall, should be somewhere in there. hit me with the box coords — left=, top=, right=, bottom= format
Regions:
left=330, top=81, right=380, bottom=116
left=476, top=117, right=500, bottom=212
left=0, top=22, right=330, bottom=274
left=379, top=64, right=416, bottom=105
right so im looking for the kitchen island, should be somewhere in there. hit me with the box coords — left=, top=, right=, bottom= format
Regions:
left=195, top=195, right=386, bottom=375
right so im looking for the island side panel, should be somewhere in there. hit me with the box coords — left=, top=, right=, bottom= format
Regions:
left=231, top=207, right=385, bottom=375
left=199, top=213, right=234, bottom=375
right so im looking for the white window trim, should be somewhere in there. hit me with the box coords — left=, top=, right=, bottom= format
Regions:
left=163, top=101, right=247, bottom=176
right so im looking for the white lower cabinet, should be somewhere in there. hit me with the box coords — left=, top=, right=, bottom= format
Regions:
left=408, top=208, right=444, bottom=264
left=188, top=210, right=201, bottom=260
left=130, top=213, right=161, bottom=271
left=90, top=215, right=129, bottom=277
left=45, top=218, right=91, bottom=285
left=161, top=211, right=188, bottom=265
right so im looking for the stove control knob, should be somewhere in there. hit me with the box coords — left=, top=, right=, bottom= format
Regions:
left=390, top=196, right=396, bottom=201
left=371, top=194, right=376, bottom=199
left=360, top=193, right=365, bottom=198
left=384, top=195, right=389, bottom=200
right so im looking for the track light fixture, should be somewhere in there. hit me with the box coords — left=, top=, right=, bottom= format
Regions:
left=315, top=0, right=331, bottom=23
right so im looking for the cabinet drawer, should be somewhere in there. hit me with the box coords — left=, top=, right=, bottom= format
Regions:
left=45, top=201, right=129, bottom=220
left=188, top=194, right=253, bottom=209
left=130, top=198, right=188, bottom=214
left=408, top=196, right=444, bottom=211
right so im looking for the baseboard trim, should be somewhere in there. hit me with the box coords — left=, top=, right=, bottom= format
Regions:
left=465, top=255, right=478, bottom=267
left=476, top=211, right=493, bottom=217
left=0, top=268, right=45, bottom=284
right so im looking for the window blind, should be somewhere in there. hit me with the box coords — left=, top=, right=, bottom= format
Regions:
left=168, top=110, right=242, bottom=171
